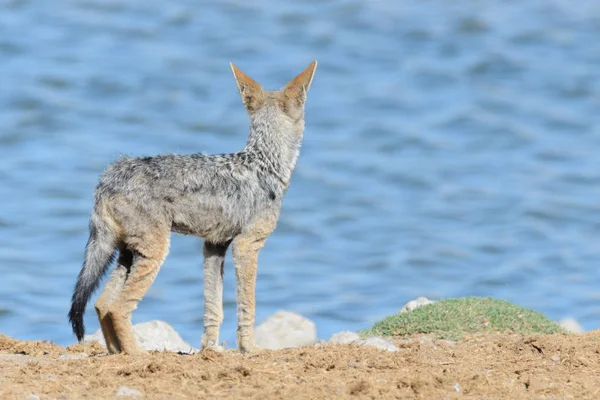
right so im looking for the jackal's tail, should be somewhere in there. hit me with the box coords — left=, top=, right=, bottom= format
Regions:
left=68, top=209, right=118, bottom=342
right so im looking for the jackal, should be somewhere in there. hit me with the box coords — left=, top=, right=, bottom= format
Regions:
left=68, top=61, right=317, bottom=354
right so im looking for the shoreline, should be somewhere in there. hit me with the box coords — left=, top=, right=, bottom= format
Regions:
left=1, top=297, right=596, bottom=398
left=2, top=330, right=600, bottom=399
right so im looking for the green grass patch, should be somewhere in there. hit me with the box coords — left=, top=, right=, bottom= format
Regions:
left=362, top=297, right=566, bottom=340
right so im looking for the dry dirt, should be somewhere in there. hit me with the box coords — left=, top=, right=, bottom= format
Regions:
left=1, top=331, right=599, bottom=399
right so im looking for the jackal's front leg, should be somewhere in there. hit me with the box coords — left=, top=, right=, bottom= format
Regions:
left=201, top=241, right=230, bottom=351
left=232, top=235, right=269, bottom=353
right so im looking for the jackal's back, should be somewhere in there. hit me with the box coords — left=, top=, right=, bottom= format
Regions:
left=95, top=152, right=284, bottom=243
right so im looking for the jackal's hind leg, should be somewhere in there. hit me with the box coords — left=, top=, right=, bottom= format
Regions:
left=94, top=249, right=132, bottom=354
left=108, top=231, right=169, bottom=355
left=201, top=240, right=231, bottom=351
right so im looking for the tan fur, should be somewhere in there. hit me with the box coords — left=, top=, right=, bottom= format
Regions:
left=232, top=213, right=279, bottom=352
left=94, top=258, right=128, bottom=353
left=283, top=60, right=317, bottom=98
left=98, top=221, right=170, bottom=355
left=230, top=62, right=265, bottom=112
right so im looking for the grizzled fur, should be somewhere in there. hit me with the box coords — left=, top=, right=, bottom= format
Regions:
left=68, top=61, right=317, bottom=354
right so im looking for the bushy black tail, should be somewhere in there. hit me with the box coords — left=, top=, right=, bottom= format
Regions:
left=68, top=214, right=117, bottom=342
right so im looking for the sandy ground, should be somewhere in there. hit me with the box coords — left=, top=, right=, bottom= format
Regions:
left=1, top=331, right=599, bottom=399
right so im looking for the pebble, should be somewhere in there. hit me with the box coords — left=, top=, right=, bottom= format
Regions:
left=400, top=297, right=436, bottom=313
left=328, top=331, right=360, bottom=345
left=115, top=386, right=142, bottom=397
left=353, top=336, right=399, bottom=352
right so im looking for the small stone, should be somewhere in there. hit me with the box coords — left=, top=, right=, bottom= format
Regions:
left=453, top=383, right=460, bottom=392
left=115, top=386, right=142, bottom=397
left=25, top=394, right=40, bottom=400
left=254, top=311, right=317, bottom=350
left=558, top=317, right=584, bottom=334
left=353, top=336, right=399, bottom=352
left=400, top=297, right=436, bottom=313
left=59, top=354, right=88, bottom=360
left=328, top=331, right=360, bottom=345
left=527, top=376, right=549, bottom=391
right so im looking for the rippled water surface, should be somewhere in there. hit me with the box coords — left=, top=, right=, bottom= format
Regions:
left=1, top=0, right=600, bottom=346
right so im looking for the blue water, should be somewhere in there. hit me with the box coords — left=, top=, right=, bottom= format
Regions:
left=1, top=0, right=599, bottom=347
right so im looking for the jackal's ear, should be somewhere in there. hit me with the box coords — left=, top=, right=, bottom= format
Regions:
left=282, top=61, right=318, bottom=104
left=230, top=63, right=264, bottom=111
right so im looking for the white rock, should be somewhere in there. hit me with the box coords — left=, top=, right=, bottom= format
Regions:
left=400, top=297, right=436, bottom=313
left=558, top=317, right=584, bottom=334
left=58, top=354, right=88, bottom=360
left=353, top=336, right=399, bottom=352
left=25, top=394, right=40, bottom=400
left=115, top=386, right=142, bottom=397
left=328, top=331, right=360, bottom=345
left=254, top=311, right=317, bottom=350
left=84, top=320, right=197, bottom=353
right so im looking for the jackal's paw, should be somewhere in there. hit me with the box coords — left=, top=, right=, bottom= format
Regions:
left=238, top=342, right=257, bottom=354
left=201, top=344, right=224, bottom=353
left=201, top=338, right=224, bottom=353
left=121, top=347, right=146, bottom=356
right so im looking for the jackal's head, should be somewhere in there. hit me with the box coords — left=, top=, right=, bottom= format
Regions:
left=230, top=61, right=317, bottom=132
